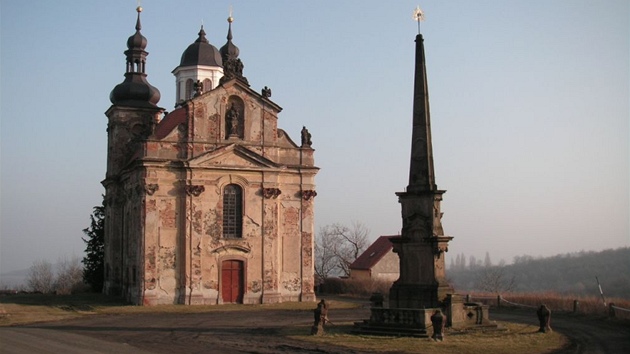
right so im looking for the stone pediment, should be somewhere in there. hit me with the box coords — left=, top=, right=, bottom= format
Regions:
left=187, top=144, right=282, bottom=170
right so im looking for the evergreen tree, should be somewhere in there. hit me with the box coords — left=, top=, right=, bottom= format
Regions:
left=82, top=202, right=105, bottom=292
left=484, top=251, right=492, bottom=267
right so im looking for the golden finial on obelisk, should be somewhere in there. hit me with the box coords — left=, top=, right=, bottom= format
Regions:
left=413, top=5, right=425, bottom=34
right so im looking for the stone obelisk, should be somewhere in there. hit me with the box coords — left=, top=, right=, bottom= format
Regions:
left=389, top=31, right=454, bottom=309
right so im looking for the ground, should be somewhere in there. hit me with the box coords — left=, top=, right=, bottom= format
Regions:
left=1, top=302, right=629, bottom=353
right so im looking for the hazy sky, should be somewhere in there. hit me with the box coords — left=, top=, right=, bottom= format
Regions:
left=1, top=1, right=628, bottom=275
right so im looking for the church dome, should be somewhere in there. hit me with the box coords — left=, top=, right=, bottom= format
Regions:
left=110, top=75, right=161, bottom=108
left=126, top=28, right=147, bottom=51
left=179, top=27, right=222, bottom=67
left=109, top=6, right=161, bottom=108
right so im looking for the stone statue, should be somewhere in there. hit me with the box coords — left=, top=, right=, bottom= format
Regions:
left=430, top=309, right=445, bottom=341
left=301, top=126, right=312, bottom=147
left=536, top=304, right=552, bottom=333
left=227, top=104, right=239, bottom=137
left=261, top=86, right=272, bottom=98
left=311, top=299, right=328, bottom=335
left=193, top=80, right=203, bottom=97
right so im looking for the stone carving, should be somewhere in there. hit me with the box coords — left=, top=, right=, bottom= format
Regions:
left=221, top=58, right=249, bottom=85
left=283, top=277, right=300, bottom=292
left=145, top=183, right=159, bottom=196
left=311, top=299, right=329, bottom=335
left=193, top=80, right=203, bottom=97
left=226, top=104, right=239, bottom=138
left=262, top=187, right=282, bottom=199
left=301, top=126, right=312, bottom=147
left=301, top=190, right=317, bottom=200
left=537, top=304, right=552, bottom=333
left=185, top=185, right=205, bottom=197
left=261, top=86, right=272, bottom=98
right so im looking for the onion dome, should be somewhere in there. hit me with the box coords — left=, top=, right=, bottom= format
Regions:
left=110, top=6, right=161, bottom=108
left=219, top=15, right=249, bottom=86
left=179, top=26, right=223, bottom=67
left=219, top=17, right=239, bottom=61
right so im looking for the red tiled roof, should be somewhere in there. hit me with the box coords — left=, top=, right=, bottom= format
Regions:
left=349, top=235, right=398, bottom=270
left=154, top=107, right=187, bottom=139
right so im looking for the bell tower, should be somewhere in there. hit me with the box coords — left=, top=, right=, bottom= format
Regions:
left=103, top=5, right=163, bottom=296
left=172, top=25, right=223, bottom=104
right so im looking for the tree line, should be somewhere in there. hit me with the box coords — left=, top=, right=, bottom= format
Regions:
left=22, top=202, right=104, bottom=294
left=448, top=248, right=630, bottom=299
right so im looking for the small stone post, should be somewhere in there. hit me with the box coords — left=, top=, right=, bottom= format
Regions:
left=536, top=304, right=552, bottom=333
left=430, top=310, right=445, bottom=341
left=311, top=299, right=328, bottom=335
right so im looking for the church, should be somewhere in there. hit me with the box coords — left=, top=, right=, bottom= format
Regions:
left=103, top=7, right=318, bottom=305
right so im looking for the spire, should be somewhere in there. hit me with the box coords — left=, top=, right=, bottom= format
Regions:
left=196, top=26, right=209, bottom=44
left=219, top=13, right=248, bottom=86
left=406, top=32, right=437, bottom=193
left=110, top=6, right=161, bottom=108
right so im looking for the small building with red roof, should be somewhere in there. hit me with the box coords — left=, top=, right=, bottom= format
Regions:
left=349, top=236, right=400, bottom=282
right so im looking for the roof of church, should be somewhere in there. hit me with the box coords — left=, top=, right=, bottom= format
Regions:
left=154, top=107, right=186, bottom=139
left=110, top=6, right=161, bottom=108
left=350, top=235, right=398, bottom=270
left=179, top=26, right=223, bottom=67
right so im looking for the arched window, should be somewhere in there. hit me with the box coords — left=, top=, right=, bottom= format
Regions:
left=185, top=79, right=194, bottom=100
left=203, top=79, right=212, bottom=92
left=223, top=184, right=243, bottom=238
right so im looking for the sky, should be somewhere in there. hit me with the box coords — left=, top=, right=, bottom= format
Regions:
left=1, top=0, right=628, bottom=277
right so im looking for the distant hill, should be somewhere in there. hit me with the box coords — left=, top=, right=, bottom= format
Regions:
left=448, top=247, right=630, bottom=299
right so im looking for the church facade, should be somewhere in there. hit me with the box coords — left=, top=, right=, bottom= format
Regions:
left=103, top=7, right=318, bottom=305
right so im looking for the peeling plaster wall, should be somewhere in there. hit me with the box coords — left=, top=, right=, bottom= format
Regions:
left=106, top=82, right=318, bottom=306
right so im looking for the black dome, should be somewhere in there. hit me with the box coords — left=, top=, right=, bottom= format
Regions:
left=179, top=26, right=222, bottom=67
left=110, top=73, right=161, bottom=108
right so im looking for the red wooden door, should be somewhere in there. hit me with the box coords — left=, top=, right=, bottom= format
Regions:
left=221, top=260, right=243, bottom=303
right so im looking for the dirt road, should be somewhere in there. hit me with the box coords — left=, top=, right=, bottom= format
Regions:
left=492, top=308, right=630, bottom=354
left=1, top=307, right=628, bottom=353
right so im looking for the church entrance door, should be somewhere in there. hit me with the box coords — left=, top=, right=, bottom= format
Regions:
left=221, top=260, right=244, bottom=303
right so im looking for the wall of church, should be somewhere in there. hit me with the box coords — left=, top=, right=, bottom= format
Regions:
left=128, top=165, right=314, bottom=305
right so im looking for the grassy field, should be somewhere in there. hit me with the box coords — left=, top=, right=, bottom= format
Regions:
left=288, top=322, right=567, bottom=354
left=0, top=293, right=568, bottom=353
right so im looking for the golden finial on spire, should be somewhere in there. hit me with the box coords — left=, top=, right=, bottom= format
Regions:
left=413, top=5, right=425, bottom=34
left=228, top=5, right=234, bottom=23
left=136, top=0, right=142, bottom=13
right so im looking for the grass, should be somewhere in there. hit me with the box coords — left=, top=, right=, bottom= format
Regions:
left=286, top=321, right=567, bottom=354
left=0, top=293, right=571, bottom=353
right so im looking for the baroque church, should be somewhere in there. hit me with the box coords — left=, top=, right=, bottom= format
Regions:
left=104, top=7, right=318, bottom=305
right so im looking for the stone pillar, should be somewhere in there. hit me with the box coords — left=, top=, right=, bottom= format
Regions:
left=262, top=190, right=281, bottom=304
left=300, top=189, right=317, bottom=302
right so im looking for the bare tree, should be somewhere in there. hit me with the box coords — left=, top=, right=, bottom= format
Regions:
left=477, top=266, right=516, bottom=294
left=333, top=221, right=369, bottom=276
left=54, top=257, right=84, bottom=295
left=27, top=260, right=55, bottom=293
left=314, top=221, right=370, bottom=278
left=314, top=226, right=340, bottom=279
